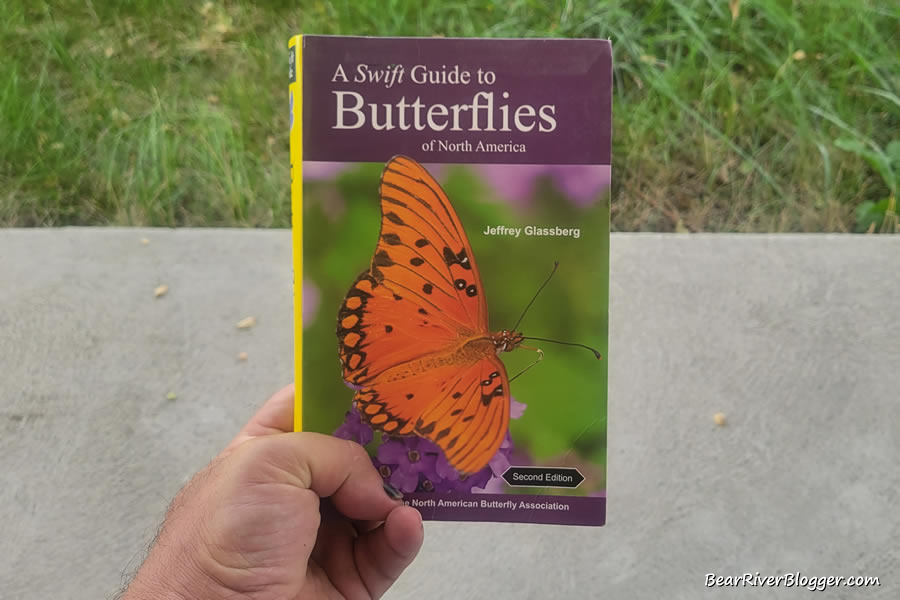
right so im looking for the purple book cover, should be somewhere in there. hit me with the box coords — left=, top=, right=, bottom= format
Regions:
left=289, top=35, right=611, bottom=526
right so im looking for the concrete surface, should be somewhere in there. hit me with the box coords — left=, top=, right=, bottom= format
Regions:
left=1, top=229, right=898, bottom=600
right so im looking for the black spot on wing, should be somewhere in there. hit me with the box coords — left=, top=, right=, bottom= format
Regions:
left=385, top=212, right=405, bottom=226
left=443, top=246, right=472, bottom=270
left=480, top=384, right=504, bottom=406
left=373, top=250, right=394, bottom=267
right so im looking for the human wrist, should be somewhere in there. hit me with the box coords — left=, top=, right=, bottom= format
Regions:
left=122, top=541, right=221, bottom=600
left=122, top=512, right=231, bottom=600
left=125, top=544, right=239, bottom=600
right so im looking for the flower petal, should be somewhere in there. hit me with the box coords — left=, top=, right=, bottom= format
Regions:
left=302, top=279, right=321, bottom=327
left=376, top=438, right=410, bottom=464
left=547, top=165, right=611, bottom=206
left=332, top=410, right=373, bottom=446
left=480, top=475, right=508, bottom=493
left=476, top=164, right=546, bottom=205
left=434, top=452, right=461, bottom=481
left=303, top=161, right=349, bottom=181
left=389, top=467, right=421, bottom=493
left=510, top=397, right=527, bottom=419
left=489, top=452, right=511, bottom=477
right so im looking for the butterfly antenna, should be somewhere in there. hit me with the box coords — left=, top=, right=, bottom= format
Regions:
left=512, top=261, right=559, bottom=331
left=509, top=347, right=543, bottom=382
left=521, top=337, right=603, bottom=360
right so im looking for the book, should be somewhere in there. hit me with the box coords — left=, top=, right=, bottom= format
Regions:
left=289, top=34, right=611, bottom=526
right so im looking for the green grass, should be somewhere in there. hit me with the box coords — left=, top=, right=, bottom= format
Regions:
left=1, top=0, right=897, bottom=231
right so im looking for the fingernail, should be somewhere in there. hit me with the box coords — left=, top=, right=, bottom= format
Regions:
left=383, top=481, right=403, bottom=500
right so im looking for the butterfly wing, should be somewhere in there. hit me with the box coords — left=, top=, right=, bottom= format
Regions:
left=338, top=270, right=470, bottom=387
left=338, top=156, right=490, bottom=385
left=336, top=156, right=509, bottom=475
left=375, top=155, right=489, bottom=332
left=353, top=353, right=510, bottom=475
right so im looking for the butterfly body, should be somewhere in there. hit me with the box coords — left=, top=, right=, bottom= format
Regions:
left=491, top=329, right=525, bottom=354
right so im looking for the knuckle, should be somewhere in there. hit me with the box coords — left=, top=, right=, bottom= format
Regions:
left=345, top=439, right=369, bottom=461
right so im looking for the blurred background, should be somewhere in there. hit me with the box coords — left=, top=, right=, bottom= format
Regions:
left=1, top=1, right=896, bottom=232
left=302, top=162, right=610, bottom=492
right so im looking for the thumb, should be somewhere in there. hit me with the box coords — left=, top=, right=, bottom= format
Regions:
left=242, top=431, right=402, bottom=522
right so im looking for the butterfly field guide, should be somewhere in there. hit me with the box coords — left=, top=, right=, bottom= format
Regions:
left=289, top=35, right=611, bottom=526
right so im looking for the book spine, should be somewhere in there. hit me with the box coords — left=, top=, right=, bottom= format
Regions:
left=289, top=35, right=303, bottom=432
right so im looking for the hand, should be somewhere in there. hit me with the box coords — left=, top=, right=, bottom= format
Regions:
left=123, top=384, right=424, bottom=600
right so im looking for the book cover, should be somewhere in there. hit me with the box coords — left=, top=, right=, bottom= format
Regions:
left=289, top=35, right=611, bottom=526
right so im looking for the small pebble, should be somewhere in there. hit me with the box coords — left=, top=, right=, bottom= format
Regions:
left=154, top=284, right=169, bottom=298
left=237, top=352, right=248, bottom=361
left=713, top=412, right=727, bottom=426
left=236, top=316, right=256, bottom=329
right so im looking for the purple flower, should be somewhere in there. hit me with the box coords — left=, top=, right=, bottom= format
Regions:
left=332, top=409, right=373, bottom=446
left=343, top=380, right=363, bottom=392
left=510, top=397, right=527, bottom=419
left=303, top=161, right=350, bottom=181
left=471, top=431, right=516, bottom=494
left=472, top=474, right=507, bottom=494
left=476, top=164, right=611, bottom=207
left=302, top=279, right=320, bottom=327
left=332, top=396, right=529, bottom=494
left=431, top=448, right=492, bottom=493
left=377, top=437, right=439, bottom=493
left=420, top=163, right=448, bottom=181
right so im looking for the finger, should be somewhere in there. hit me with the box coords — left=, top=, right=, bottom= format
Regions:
left=353, top=506, right=424, bottom=598
left=248, top=431, right=402, bottom=522
left=352, top=519, right=384, bottom=535
left=313, top=503, right=371, bottom=600
left=225, top=384, right=295, bottom=450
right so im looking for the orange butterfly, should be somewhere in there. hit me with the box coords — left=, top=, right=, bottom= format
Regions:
left=336, top=156, right=597, bottom=475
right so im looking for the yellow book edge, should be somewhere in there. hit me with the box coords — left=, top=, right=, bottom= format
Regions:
left=289, top=35, right=303, bottom=432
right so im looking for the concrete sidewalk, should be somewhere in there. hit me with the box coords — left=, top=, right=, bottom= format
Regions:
left=1, top=229, right=898, bottom=599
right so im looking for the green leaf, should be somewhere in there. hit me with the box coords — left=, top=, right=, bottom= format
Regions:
left=886, top=140, right=900, bottom=167
left=836, top=138, right=896, bottom=194
left=854, top=198, right=891, bottom=233
left=835, top=137, right=871, bottom=156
